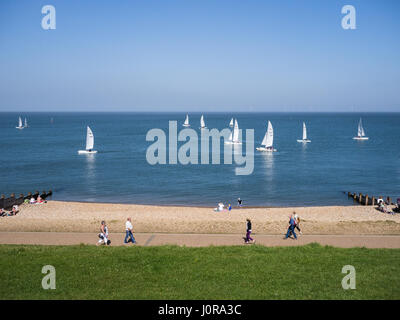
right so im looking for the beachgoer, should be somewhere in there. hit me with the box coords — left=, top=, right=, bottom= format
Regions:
left=284, top=214, right=297, bottom=240
left=97, top=220, right=110, bottom=246
left=237, top=198, right=243, bottom=207
left=293, top=212, right=302, bottom=235
left=214, top=202, right=224, bottom=212
left=124, top=217, right=136, bottom=244
left=29, top=197, right=36, bottom=204
left=244, top=218, right=255, bottom=244
left=0, top=208, right=6, bottom=217
left=11, top=205, right=19, bottom=215
left=228, top=203, right=232, bottom=211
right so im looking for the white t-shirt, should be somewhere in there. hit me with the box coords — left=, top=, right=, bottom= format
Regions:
left=125, top=221, right=133, bottom=231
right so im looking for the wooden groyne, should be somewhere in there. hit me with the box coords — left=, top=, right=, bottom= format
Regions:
left=346, top=192, right=395, bottom=206
left=0, top=190, right=52, bottom=210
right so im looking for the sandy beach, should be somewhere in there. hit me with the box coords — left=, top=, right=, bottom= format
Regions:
left=1, top=201, right=399, bottom=235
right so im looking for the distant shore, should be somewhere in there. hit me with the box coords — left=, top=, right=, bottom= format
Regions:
left=0, top=201, right=399, bottom=235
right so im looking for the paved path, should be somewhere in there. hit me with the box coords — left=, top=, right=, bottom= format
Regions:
left=0, top=232, right=399, bottom=248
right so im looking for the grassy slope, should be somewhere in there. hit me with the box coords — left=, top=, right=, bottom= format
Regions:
left=0, top=243, right=399, bottom=300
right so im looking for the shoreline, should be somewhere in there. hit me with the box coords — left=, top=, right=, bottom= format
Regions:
left=0, top=200, right=399, bottom=235
left=48, top=197, right=357, bottom=209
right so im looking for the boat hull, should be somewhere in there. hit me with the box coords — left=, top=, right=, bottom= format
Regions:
left=182, top=124, right=190, bottom=127
left=256, top=147, right=277, bottom=152
left=224, top=141, right=242, bottom=145
left=297, top=139, right=311, bottom=143
left=78, top=150, right=98, bottom=154
left=353, top=137, right=369, bottom=140
left=16, top=127, right=24, bottom=130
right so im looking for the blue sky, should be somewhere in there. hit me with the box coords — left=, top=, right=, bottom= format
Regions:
left=0, top=0, right=399, bottom=112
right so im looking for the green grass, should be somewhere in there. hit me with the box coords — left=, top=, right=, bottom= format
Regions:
left=0, top=243, right=399, bottom=299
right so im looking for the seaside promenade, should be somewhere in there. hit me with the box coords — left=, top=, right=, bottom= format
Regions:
left=1, top=232, right=399, bottom=248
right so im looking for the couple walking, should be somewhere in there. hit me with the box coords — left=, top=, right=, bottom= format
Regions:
left=284, top=212, right=302, bottom=240
left=97, top=217, right=137, bottom=245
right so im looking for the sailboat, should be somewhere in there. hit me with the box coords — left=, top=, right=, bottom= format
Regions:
left=24, top=117, right=28, bottom=128
left=16, top=116, right=24, bottom=129
left=353, top=118, right=369, bottom=140
left=200, top=115, right=207, bottom=129
left=297, top=122, right=311, bottom=143
left=183, top=114, right=190, bottom=127
left=256, top=121, right=277, bottom=152
left=229, top=118, right=234, bottom=127
left=225, top=119, right=242, bottom=144
left=78, top=126, right=98, bottom=154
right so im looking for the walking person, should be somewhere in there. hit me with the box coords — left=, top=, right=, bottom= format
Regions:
left=284, top=214, right=297, bottom=240
left=237, top=198, right=243, bottom=207
left=244, top=218, right=255, bottom=244
left=124, top=217, right=136, bottom=244
left=97, top=220, right=111, bottom=246
left=293, top=212, right=302, bottom=235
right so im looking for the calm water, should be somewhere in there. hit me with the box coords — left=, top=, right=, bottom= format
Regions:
left=0, top=112, right=399, bottom=207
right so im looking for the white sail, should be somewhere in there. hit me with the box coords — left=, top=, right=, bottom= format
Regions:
left=233, top=119, right=240, bottom=142
left=302, top=122, right=307, bottom=140
left=263, top=121, right=273, bottom=148
left=183, top=114, right=190, bottom=126
left=200, top=115, right=206, bottom=128
left=358, top=118, right=365, bottom=137
left=24, top=118, right=28, bottom=128
left=229, top=118, right=234, bottom=127
left=18, top=117, right=22, bottom=127
left=86, top=126, right=94, bottom=150
left=228, top=130, right=233, bottom=141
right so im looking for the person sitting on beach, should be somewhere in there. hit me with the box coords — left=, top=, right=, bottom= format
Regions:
left=12, top=205, right=19, bottom=215
left=0, top=208, right=6, bottom=217
left=29, top=197, right=36, bottom=204
left=36, top=195, right=46, bottom=204
left=97, top=220, right=111, bottom=246
left=237, top=198, right=243, bottom=207
left=214, top=202, right=225, bottom=212
left=284, top=214, right=297, bottom=240
left=244, top=218, right=255, bottom=244
left=124, top=217, right=136, bottom=244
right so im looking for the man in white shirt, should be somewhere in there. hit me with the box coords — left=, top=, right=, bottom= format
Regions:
left=124, top=217, right=136, bottom=244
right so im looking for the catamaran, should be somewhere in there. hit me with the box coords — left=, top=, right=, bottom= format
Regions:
left=256, top=121, right=277, bottom=152
left=78, top=126, right=98, bottom=154
left=24, top=117, right=28, bottom=128
left=200, top=115, right=207, bottom=129
left=225, top=119, right=242, bottom=145
left=353, top=118, right=369, bottom=140
left=229, top=118, right=234, bottom=127
left=297, top=122, right=311, bottom=143
left=16, top=116, right=24, bottom=129
left=183, top=114, right=190, bottom=127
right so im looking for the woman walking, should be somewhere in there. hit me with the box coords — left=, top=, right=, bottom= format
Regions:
left=293, top=212, right=302, bottom=235
left=97, top=220, right=111, bottom=246
left=244, top=218, right=255, bottom=244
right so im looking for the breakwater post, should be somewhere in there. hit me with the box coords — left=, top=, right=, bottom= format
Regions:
left=0, top=190, right=53, bottom=210
left=346, top=192, right=395, bottom=206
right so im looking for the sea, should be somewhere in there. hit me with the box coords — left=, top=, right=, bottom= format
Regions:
left=0, top=112, right=399, bottom=207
